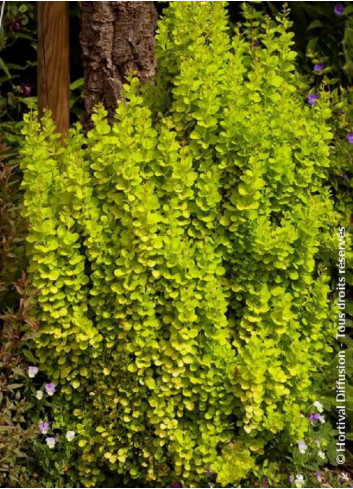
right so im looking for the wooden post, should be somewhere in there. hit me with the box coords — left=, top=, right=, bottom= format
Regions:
left=37, top=1, right=69, bottom=136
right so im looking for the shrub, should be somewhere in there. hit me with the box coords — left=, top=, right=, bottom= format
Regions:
left=0, top=138, right=27, bottom=308
left=0, top=273, right=38, bottom=488
left=0, top=139, right=36, bottom=487
left=0, top=273, right=80, bottom=488
left=20, top=3, right=340, bottom=487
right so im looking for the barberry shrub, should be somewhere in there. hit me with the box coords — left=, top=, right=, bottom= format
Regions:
left=20, top=3, right=338, bottom=487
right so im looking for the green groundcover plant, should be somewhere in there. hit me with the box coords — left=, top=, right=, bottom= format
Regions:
left=19, top=2, right=351, bottom=487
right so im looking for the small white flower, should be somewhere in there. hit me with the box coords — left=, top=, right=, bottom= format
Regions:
left=36, top=390, right=43, bottom=400
left=45, top=437, right=56, bottom=449
left=318, top=450, right=325, bottom=460
left=66, top=430, right=75, bottom=442
left=295, top=474, right=304, bottom=488
left=319, top=414, right=325, bottom=424
left=340, top=472, right=349, bottom=482
left=313, top=401, right=324, bottom=413
left=297, top=440, right=308, bottom=454
left=27, top=366, right=38, bottom=378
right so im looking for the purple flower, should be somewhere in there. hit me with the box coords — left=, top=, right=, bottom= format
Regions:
left=347, top=132, right=353, bottom=144
left=8, top=18, right=22, bottom=32
left=340, top=109, right=346, bottom=115
left=27, top=366, right=38, bottom=378
left=21, top=83, right=32, bottom=97
left=38, top=421, right=50, bottom=434
left=289, top=475, right=294, bottom=483
left=316, top=472, right=322, bottom=483
left=309, top=412, right=322, bottom=422
left=44, top=382, right=56, bottom=396
left=311, top=413, right=325, bottom=424
left=307, top=94, right=319, bottom=106
left=342, top=173, right=350, bottom=181
left=253, top=40, right=260, bottom=47
left=314, top=63, right=325, bottom=73
left=170, top=484, right=182, bottom=488
left=334, top=3, right=345, bottom=15
left=12, top=20, right=22, bottom=32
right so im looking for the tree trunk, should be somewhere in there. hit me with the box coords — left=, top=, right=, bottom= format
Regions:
left=80, top=1, right=157, bottom=129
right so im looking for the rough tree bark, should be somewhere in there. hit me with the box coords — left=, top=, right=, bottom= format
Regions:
left=80, top=1, right=157, bottom=129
